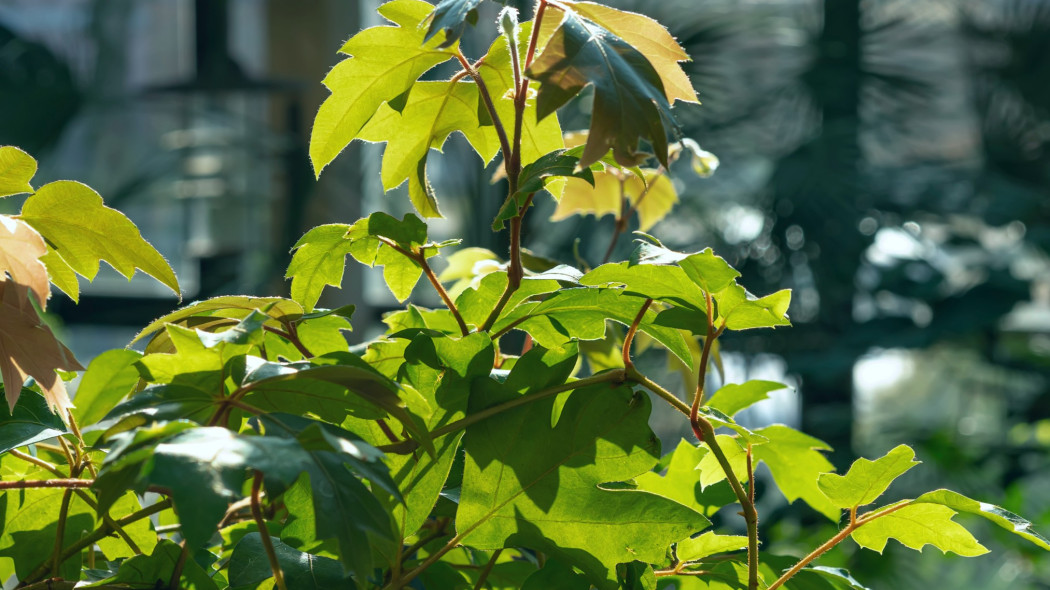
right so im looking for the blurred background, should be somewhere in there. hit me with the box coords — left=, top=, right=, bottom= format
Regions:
left=1, top=0, right=1048, bottom=587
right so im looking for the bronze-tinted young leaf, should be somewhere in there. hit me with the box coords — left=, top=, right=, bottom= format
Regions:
left=0, top=282, right=82, bottom=413
left=0, top=216, right=50, bottom=309
left=525, top=12, right=679, bottom=169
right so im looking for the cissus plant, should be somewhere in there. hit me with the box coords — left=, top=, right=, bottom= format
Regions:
left=1, top=1, right=1048, bottom=590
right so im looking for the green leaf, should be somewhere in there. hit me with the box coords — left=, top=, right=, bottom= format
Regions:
left=136, top=325, right=231, bottom=394
left=696, top=434, right=748, bottom=490
left=714, top=285, right=792, bottom=331
left=628, top=171, right=678, bottom=232
left=522, top=559, right=590, bottom=590
left=676, top=532, right=748, bottom=562
left=705, top=380, right=788, bottom=417
left=804, top=566, right=872, bottom=590
left=525, top=11, right=679, bottom=169
left=582, top=260, right=707, bottom=311
left=549, top=167, right=623, bottom=225
left=95, top=492, right=159, bottom=560
left=134, top=295, right=305, bottom=344
left=368, top=211, right=428, bottom=245
left=310, top=0, right=455, bottom=175
left=751, top=425, right=840, bottom=521
left=495, top=149, right=595, bottom=230
left=39, top=245, right=79, bottom=301
left=71, top=349, right=143, bottom=426
left=817, top=445, right=920, bottom=509
left=286, top=224, right=355, bottom=311
left=496, top=287, right=694, bottom=368
left=458, top=382, right=708, bottom=589
left=377, top=245, right=423, bottom=302
left=229, top=533, right=354, bottom=590
left=19, top=180, right=179, bottom=296
left=634, top=439, right=736, bottom=518
left=851, top=503, right=988, bottom=556
left=195, top=309, right=268, bottom=348
left=0, top=386, right=67, bottom=454
left=358, top=80, right=499, bottom=217
left=0, top=146, right=36, bottom=197
left=83, top=539, right=218, bottom=589
left=677, top=248, right=740, bottom=295
left=565, top=2, right=698, bottom=104
left=0, top=488, right=94, bottom=580
left=913, top=489, right=1050, bottom=551
left=424, top=0, right=483, bottom=48
left=455, top=271, right=559, bottom=330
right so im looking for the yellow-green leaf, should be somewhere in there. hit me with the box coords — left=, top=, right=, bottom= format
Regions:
left=852, top=503, right=988, bottom=557
left=0, top=146, right=36, bottom=198
left=19, top=181, right=179, bottom=297
left=818, top=445, right=920, bottom=509
left=310, top=0, right=456, bottom=176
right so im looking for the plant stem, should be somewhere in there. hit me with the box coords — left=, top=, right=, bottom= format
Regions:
left=24, top=499, right=172, bottom=584
left=473, top=549, right=503, bottom=590
left=480, top=194, right=534, bottom=333
left=694, top=417, right=759, bottom=590
left=690, top=291, right=718, bottom=426
left=400, top=518, right=451, bottom=565
left=622, top=298, right=653, bottom=369
left=418, top=250, right=470, bottom=336
left=8, top=449, right=142, bottom=554
left=0, top=478, right=93, bottom=490
left=602, top=178, right=630, bottom=264
left=265, top=324, right=314, bottom=359
left=767, top=502, right=911, bottom=590
left=50, top=488, right=75, bottom=577
left=384, top=531, right=469, bottom=590
left=378, top=369, right=626, bottom=453
left=251, top=471, right=288, bottom=590
left=169, top=541, right=189, bottom=590
left=624, top=366, right=691, bottom=416
left=456, top=51, right=512, bottom=178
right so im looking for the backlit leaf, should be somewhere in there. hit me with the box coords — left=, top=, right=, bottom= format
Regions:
left=851, top=503, right=988, bottom=556
left=358, top=80, right=498, bottom=217
left=696, top=434, right=748, bottom=490
left=458, top=381, right=709, bottom=589
left=818, top=445, right=920, bottom=509
left=19, top=180, right=179, bottom=296
left=634, top=440, right=736, bottom=517
left=286, top=224, right=355, bottom=311
left=495, top=148, right=595, bottom=230
left=0, top=146, right=36, bottom=197
left=311, top=0, right=455, bottom=175
left=751, top=425, right=839, bottom=521
left=83, top=539, right=218, bottom=590
left=0, top=216, right=49, bottom=308
left=134, top=296, right=304, bottom=344
left=706, top=380, right=788, bottom=418
left=551, top=170, right=624, bottom=225
left=565, top=2, right=698, bottom=104
left=71, top=349, right=143, bottom=425
left=913, top=489, right=1050, bottom=551
left=0, top=281, right=82, bottom=413
left=526, top=11, right=679, bottom=169
left=676, top=532, right=748, bottom=563
left=0, top=488, right=94, bottom=581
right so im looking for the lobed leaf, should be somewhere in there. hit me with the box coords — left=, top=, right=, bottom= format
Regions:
left=676, top=532, right=748, bottom=563
left=851, top=503, right=988, bottom=557
left=0, top=216, right=50, bottom=309
left=913, top=489, right=1050, bottom=551
left=0, top=146, right=36, bottom=198
left=134, top=295, right=304, bottom=344
left=82, top=539, right=217, bottom=589
left=229, top=533, right=354, bottom=589
left=752, top=425, right=839, bottom=521
left=19, top=180, right=179, bottom=297
left=634, top=439, right=737, bottom=518
left=0, top=281, right=82, bottom=413
left=311, top=0, right=455, bottom=175
left=817, top=445, right=920, bottom=509
left=526, top=11, right=679, bottom=169
left=71, top=349, right=143, bottom=426
left=424, top=0, right=483, bottom=48
left=705, top=380, right=788, bottom=417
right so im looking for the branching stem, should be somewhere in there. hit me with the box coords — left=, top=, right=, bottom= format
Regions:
left=473, top=549, right=503, bottom=590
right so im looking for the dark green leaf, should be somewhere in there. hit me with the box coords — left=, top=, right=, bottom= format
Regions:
left=458, top=381, right=708, bottom=589
left=82, top=539, right=217, bottom=589
left=525, top=12, right=679, bottom=169
left=424, top=0, right=484, bottom=48
left=494, top=148, right=595, bottom=230
left=229, top=533, right=354, bottom=590
left=0, top=386, right=67, bottom=454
